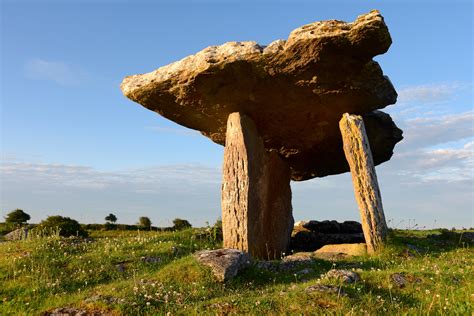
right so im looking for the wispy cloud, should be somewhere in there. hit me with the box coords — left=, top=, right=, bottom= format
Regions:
left=400, top=111, right=473, bottom=150
left=24, top=58, right=82, bottom=86
left=397, top=82, right=468, bottom=105
left=0, top=162, right=220, bottom=191
left=390, top=82, right=471, bottom=119
left=0, top=161, right=222, bottom=226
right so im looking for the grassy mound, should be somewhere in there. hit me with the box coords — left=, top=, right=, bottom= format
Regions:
left=0, top=228, right=472, bottom=314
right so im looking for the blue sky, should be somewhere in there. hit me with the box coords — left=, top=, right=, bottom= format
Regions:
left=1, top=0, right=472, bottom=228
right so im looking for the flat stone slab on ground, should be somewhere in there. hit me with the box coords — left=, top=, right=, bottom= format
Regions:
left=194, top=249, right=250, bottom=282
left=315, top=243, right=367, bottom=257
left=291, top=220, right=365, bottom=252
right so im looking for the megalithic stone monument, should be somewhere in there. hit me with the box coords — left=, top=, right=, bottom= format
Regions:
left=120, top=10, right=403, bottom=258
left=222, top=112, right=293, bottom=259
left=339, top=113, right=388, bottom=253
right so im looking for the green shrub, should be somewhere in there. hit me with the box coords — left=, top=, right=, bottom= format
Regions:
left=5, top=209, right=30, bottom=226
left=138, top=217, right=152, bottom=230
left=38, top=215, right=88, bottom=237
left=105, top=213, right=117, bottom=223
left=173, top=218, right=192, bottom=230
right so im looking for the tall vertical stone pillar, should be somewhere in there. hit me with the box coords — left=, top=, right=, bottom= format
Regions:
left=221, top=112, right=293, bottom=259
left=339, top=113, right=388, bottom=254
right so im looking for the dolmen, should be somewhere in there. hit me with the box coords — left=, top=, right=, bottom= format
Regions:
left=121, top=10, right=403, bottom=259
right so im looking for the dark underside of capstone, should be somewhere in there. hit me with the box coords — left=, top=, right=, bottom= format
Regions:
left=121, top=10, right=403, bottom=181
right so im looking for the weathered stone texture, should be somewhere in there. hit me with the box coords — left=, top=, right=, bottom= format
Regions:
left=339, top=113, right=388, bottom=253
left=4, top=227, right=28, bottom=241
left=193, top=249, right=250, bottom=282
left=222, top=112, right=293, bottom=259
left=314, top=243, right=368, bottom=257
left=121, top=10, right=403, bottom=181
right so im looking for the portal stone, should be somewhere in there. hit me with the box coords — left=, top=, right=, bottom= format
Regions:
left=339, top=113, right=388, bottom=253
left=222, top=112, right=293, bottom=259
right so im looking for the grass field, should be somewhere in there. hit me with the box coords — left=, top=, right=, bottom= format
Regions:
left=0, top=227, right=472, bottom=315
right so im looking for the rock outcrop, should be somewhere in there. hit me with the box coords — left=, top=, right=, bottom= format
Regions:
left=194, top=249, right=250, bottom=282
left=324, top=269, right=361, bottom=283
left=4, top=227, right=28, bottom=241
left=121, top=10, right=403, bottom=181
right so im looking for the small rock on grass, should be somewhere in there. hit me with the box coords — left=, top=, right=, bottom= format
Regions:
left=391, top=273, right=407, bottom=288
left=325, top=269, right=360, bottom=284
left=297, top=268, right=314, bottom=275
left=305, top=284, right=347, bottom=297
left=280, top=252, right=314, bottom=271
left=391, top=273, right=422, bottom=288
left=194, top=248, right=250, bottom=282
left=44, top=307, right=110, bottom=316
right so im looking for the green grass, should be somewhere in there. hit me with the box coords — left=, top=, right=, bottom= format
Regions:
left=0, top=228, right=472, bottom=315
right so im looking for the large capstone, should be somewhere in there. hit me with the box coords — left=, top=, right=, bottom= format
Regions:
left=121, top=10, right=403, bottom=181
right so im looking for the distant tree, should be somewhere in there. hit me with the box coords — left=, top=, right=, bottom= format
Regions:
left=138, top=217, right=152, bottom=230
left=38, top=215, right=88, bottom=237
left=173, top=218, right=192, bottom=230
left=5, top=209, right=31, bottom=226
left=105, top=213, right=117, bottom=224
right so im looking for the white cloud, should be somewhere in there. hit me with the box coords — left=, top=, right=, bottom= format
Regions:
left=397, top=82, right=468, bottom=104
left=24, top=58, right=81, bottom=86
left=399, top=111, right=474, bottom=150
left=0, top=161, right=223, bottom=226
left=389, top=143, right=473, bottom=183
left=0, top=162, right=220, bottom=191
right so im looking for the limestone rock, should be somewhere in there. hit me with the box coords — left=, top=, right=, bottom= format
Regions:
left=194, top=248, right=250, bottom=282
left=291, top=232, right=365, bottom=252
left=302, top=220, right=362, bottom=234
left=314, top=243, right=367, bottom=257
left=44, top=307, right=111, bottom=316
left=222, top=112, right=293, bottom=259
left=280, top=252, right=315, bottom=271
left=339, top=113, right=388, bottom=253
left=290, top=220, right=365, bottom=252
left=4, top=227, right=28, bottom=241
left=391, top=273, right=408, bottom=288
left=325, top=269, right=361, bottom=283
left=121, top=10, right=403, bottom=181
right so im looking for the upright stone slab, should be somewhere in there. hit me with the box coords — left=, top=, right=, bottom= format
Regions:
left=339, top=113, right=388, bottom=254
left=222, top=112, right=293, bottom=259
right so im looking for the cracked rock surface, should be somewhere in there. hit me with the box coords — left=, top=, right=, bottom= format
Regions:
left=121, top=10, right=402, bottom=180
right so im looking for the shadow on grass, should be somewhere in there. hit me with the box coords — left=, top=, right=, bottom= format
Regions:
left=223, top=229, right=471, bottom=299
left=386, top=229, right=472, bottom=257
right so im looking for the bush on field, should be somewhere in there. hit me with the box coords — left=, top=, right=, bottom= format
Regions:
left=38, top=215, right=88, bottom=237
left=138, top=217, right=152, bottom=230
left=173, top=218, right=192, bottom=230
left=5, top=209, right=31, bottom=226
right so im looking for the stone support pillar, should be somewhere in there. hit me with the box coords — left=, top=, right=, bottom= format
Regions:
left=221, top=112, right=293, bottom=259
left=339, top=113, right=388, bottom=254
